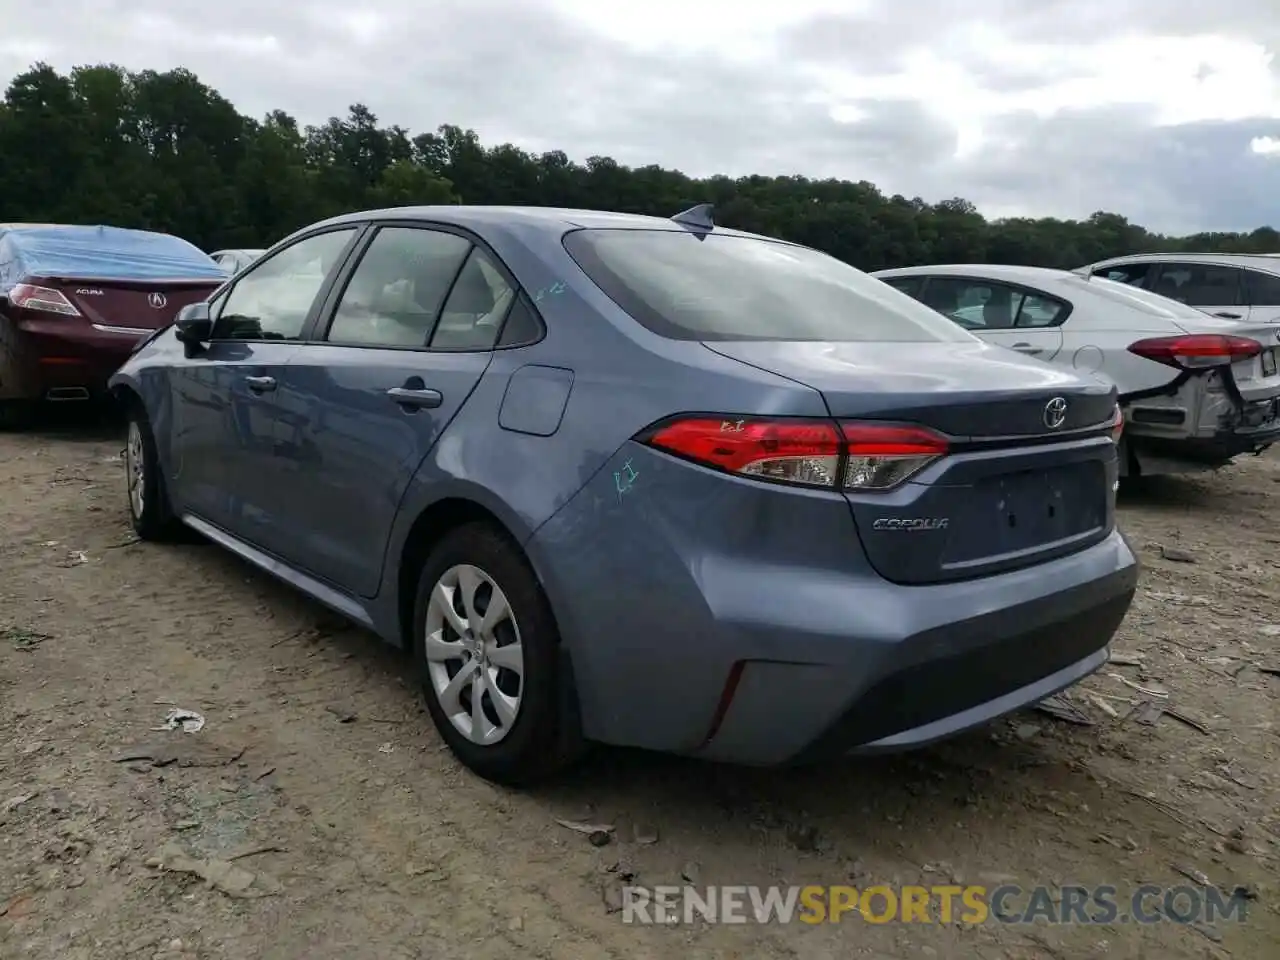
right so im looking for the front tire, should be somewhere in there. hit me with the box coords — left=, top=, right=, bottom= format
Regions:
left=412, top=523, right=584, bottom=786
left=124, top=405, right=184, bottom=541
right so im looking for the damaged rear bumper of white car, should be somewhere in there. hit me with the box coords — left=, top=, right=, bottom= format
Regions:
left=1120, top=367, right=1280, bottom=475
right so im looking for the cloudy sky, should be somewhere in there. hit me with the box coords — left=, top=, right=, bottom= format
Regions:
left=2, top=0, right=1279, bottom=234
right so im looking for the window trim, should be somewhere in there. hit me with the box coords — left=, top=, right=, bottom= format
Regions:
left=305, top=219, right=546, bottom=353
left=1148, top=261, right=1245, bottom=308
left=208, top=224, right=367, bottom=343
left=913, top=275, right=1074, bottom=329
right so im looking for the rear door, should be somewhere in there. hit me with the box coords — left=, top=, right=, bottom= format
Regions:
left=1149, top=261, right=1250, bottom=322
left=918, top=276, right=1066, bottom=361
left=170, top=227, right=362, bottom=542
left=270, top=223, right=517, bottom=596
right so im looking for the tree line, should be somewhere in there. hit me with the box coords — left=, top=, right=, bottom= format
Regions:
left=1, top=62, right=1277, bottom=270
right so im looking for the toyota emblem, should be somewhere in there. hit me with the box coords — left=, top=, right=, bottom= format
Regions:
left=1043, top=396, right=1068, bottom=429
left=148, top=292, right=167, bottom=309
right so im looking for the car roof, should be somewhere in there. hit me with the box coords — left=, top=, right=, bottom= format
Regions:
left=873, top=263, right=1076, bottom=285
left=1085, top=251, right=1280, bottom=273
left=302, top=205, right=772, bottom=242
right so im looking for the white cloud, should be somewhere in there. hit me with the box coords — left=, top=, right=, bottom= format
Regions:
left=0, top=0, right=1277, bottom=232
left=1253, top=135, right=1280, bottom=156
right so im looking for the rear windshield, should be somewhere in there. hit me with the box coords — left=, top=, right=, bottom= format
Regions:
left=562, top=228, right=975, bottom=342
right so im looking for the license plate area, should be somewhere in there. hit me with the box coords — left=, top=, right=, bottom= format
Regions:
left=1263, top=348, right=1277, bottom=378
left=940, top=462, right=1106, bottom=567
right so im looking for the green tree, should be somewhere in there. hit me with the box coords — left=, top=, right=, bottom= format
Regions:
left=0, top=61, right=1275, bottom=264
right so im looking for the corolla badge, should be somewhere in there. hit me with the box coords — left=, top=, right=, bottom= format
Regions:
left=148, top=292, right=167, bottom=309
left=872, top=518, right=949, bottom=531
left=1043, top=396, right=1068, bottom=429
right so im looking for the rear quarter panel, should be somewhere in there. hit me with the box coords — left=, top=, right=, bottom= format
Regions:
left=377, top=218, right=830, bottom=632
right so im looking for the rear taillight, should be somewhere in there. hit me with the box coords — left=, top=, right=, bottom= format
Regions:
left=1128, top=334, right=1260, bottom=369
left=840, top=422, right=949, bottom=489
left=7, top=283, right=81, bottom=317
left=1110, top=404, right=1124, bottom=444
left=640, top=417, right=949, bottom=491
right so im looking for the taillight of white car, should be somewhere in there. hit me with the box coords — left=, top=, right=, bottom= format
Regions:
left=1127, top=334, right=1261, bottom=370
left=7, top=283, right=81, bottom=317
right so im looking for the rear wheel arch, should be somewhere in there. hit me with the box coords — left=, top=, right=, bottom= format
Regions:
left=396, top=498, right=550, bottom=648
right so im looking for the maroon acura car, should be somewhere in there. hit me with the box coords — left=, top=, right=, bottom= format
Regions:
left=0, top=223, right=226, bottom=426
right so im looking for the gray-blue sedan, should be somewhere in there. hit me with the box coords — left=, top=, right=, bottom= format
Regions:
left=109, top=204, right=1138, bottom=785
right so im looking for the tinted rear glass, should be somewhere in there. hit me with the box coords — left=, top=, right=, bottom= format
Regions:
left=563, top=229, right=974, bottom=342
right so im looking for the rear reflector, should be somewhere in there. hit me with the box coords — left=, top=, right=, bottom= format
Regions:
left=1110, top=404, right=1124, bottom=444
left=1128, top=334, right=1261, bottom=369
left=640, top=417, right=950, bottom=491
left=8, top=283, right=82, bottom=317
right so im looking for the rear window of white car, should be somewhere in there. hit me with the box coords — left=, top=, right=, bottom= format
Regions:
left=563, top=228, right=975, bottom=342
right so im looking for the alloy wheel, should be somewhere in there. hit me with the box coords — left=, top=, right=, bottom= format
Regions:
left=125, top=420, right=145, bottom=519
left=423, top=563, right=525, bottom=745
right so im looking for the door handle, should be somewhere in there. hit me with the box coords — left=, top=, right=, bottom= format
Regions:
left=245, top=375, right=276, bottom=393
left=1011, top=342, right=1043, bottom=355
left=387, top=386, right=442, bottom=409
left=1213, top=312, right=1242, bottom=319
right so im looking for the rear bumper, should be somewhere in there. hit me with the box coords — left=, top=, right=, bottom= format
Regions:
left=0, top=314, right=142, bottom=401
left=695, top=531, right=1136, bottom=765
left=1122, top=372, right=1280, bottom=467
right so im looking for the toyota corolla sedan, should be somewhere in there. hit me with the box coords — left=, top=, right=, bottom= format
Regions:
left=109, top=205, right=1138, bottom=785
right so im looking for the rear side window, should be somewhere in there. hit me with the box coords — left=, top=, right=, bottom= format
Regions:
left=1092, top=263, right=1154, bottom=288
left=881, top=275, right=925, bottom=298
left=563, top=229, right=973, bottom=342
left=1244, top=268, right=1280, bottom=306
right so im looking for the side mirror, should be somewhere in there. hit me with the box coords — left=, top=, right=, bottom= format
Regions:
left=174, top=302, right=213, bottom=345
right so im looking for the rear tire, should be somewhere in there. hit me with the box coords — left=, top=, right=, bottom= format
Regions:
left=412, top=523, right=585, bottom=786
left=124, top=404, right=185, bottom=542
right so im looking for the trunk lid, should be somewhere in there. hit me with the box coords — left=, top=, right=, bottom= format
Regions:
left=703, top=339, right=1119, bottom=585
left=39, top=276, right=223, bottom=331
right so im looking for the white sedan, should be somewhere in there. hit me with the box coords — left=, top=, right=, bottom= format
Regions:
left=872, top=263, right=1280, bottom=477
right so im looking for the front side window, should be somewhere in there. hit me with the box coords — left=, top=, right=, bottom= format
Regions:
left=326, top=227, right=472, bottom=347
left=563, top=229, right=973, bottom=342
left=213, top=228, right=357, bottom=340
left=1150, top=262, right=1243, bottom=307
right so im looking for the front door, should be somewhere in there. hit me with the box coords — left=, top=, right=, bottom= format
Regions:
left=272, top=224, right=519, bottom=596
left=171, top=226, right=362, bottom=555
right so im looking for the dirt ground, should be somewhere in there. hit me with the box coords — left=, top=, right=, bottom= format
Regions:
left=1, top=413, right=1276, bottom=960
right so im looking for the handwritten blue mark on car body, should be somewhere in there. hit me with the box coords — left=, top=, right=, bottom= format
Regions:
left=614, top=459, right=638, bottom=499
